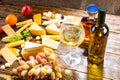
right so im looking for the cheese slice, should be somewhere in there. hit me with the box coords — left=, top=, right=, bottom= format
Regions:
left=42, top=36, right=60, bottom=49
left=64, top=16, right=82, bottom=25
left=2, top=24, right=15, bottom=36
left=24, top=41, right=42, bottom=48
left=6, top=40, right=25, bottom=48
left=16, top=19, right=33, bottom=27
left=41, top=35, right=59, bottom=40
left=9, top=48, right=19, bottom=56
left=21, top=41, right=43, bottom=60
left=29, top=22, right=46, bottom=36
left=46, top=23, right=60, bottom=35
left=33, top=14, right=42, bottom=25
left=0, top=47, right=17, bottom=65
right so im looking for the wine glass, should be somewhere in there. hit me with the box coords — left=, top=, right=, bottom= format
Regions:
left=57, top=22, right=85, bottom=67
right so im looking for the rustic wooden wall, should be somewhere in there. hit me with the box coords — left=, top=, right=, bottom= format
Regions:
left=80, top=0, right=120, bottom=15
left=1, top=0, right=120, bottom=15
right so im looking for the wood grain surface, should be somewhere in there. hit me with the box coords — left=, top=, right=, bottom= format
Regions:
left=0, top=2, right=120, bottom=80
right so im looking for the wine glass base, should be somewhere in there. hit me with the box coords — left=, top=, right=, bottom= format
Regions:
left=63, top=51, right=81, bottom=67
left=56, top=44, right=85, bottom=67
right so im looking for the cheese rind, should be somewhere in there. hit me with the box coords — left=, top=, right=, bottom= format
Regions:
left=21, top=41, right=43, bottom=60
left=46, top=23, right=60, bottom=35
left=29, top=22, right=46, bottom=36
left=0, top=47, right=17, bottom=65
left=42, top=36, right=60, bottom=49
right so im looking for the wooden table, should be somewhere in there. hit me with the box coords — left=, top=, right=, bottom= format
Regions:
left=0, top=2, right=120, bottom=80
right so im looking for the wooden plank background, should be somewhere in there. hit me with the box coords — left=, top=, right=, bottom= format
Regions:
left=0, top=2, right=120, bottom=80
left=1, top=0, right=120, bottom=15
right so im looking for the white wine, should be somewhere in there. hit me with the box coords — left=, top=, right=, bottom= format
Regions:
left=60, top=23, right=85, bottom=47
left=88, top=6, right=109, bottom=64
left=59, top=23, right=85, bottom=67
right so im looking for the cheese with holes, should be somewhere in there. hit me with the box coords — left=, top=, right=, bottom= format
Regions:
left=0, top=47, right=17, bottom=65
left=41, top=35, right=59, bottom=40
left=21, top=41, right=43, bottom=60
left=42, top=36, right=60, bottom=49
left=29, top=22, right=46, bottom=36
left=46, top=23, right=60, bottom=35
left=33, top=14, right=42, bottom=25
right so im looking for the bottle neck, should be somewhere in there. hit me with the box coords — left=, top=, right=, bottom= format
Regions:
left=97, top=13, right=105, bottom=25
left=96, top=23, right=105, bottom=28
left=97, top=7, right=106, bottom=27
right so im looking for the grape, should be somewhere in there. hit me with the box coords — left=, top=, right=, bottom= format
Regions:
left=22, top=64, right=30, bottom=70
left=46, top=62, right=52, bottom=66
left=26, top=61, right=35, bottom=67
left=38, top=52, right=46, bottom=58
left=40, top=58, right=48, bottom=64
left=35, top=75, right=40, bottom=79
left=34, top=67, right=40, bottom=76
left=40, top=66, right=47, bottom=76
left=47, top=54, right=56, bottom=62
left=55, top=78, right=60, bottom=80
left=36, top=55, right=42, bottom=63
left=19, top=59, right=26, bottom=65
left=46, top=67, right=52, bottom=74
left=34, top=60, right=39, bottom=64
left=29, top=56, right=35, bottom=61
left=56, top=72, right=62, bottom=78
left=54, top=65, right=64, bottom=73
left=12, top=47, right=67, bottom=80
left=21, top=70, right=27, bottom=76
left=44, top=48, right=53, bottom=56
left=28, top=67, right=36, bottom=76
left=51, top=72, right=55, bottom=80
left=17, top=66, right=24, bottom=72
left=12, top=68, right=18, bottom=74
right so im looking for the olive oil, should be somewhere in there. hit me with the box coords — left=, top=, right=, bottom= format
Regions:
left=87, top=62, right=103, bottom=80
left=88, top=6, right=109, bottom=64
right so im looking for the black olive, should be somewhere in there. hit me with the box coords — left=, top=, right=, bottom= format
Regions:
left=61, top=15, right=64, bottom=19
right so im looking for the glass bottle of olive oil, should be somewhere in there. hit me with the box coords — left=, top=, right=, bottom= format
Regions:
left=88, top=6, right=109, bottom=64
left=87, top=61, right=103, bottom=80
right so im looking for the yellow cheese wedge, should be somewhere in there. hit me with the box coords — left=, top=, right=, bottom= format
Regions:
left=1, top=24, right=15, bottom=36
left=29, top=22, right=46, bottom=36
left=6, top=40, right=25, bottom=48
left=0, top=47, right=17, bottom=65
left=33, top=14, right=42, bottom=25
left=46, top=23, right=60, bottom=35
left=41, top=35, right=59, bottom=40
left=21, top=41, right=43, bottom=60
left=42, top=36, right=60, bottom=49
left=9, top=48, right=19, bottom=56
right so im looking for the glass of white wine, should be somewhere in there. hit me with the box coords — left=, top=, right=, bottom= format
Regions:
left=58, top=22, right=85, bottom=67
